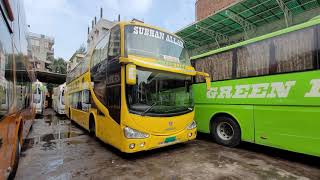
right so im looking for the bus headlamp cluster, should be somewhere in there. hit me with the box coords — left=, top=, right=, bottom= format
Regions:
left=124, top=127, right=149, bottom=139
left=187, top=120, right=197, bottom=130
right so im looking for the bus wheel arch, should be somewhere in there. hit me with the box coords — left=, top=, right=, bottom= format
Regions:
left=210, top=113, right=241, bottom=147
left=68, top=108, right=71, bottom=118
left=89, top=113, right=96, bottom=137
left=9, top=119, right=23, bottom=179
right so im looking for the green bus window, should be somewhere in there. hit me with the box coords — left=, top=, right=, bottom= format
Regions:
left=273, top=27, right=315, bottom=73
left=194, top=51, right=233, bottom=82
left=236, top=40, right=270, bottom=78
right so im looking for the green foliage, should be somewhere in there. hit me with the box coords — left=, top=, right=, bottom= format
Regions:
left=50, top=57, right=67, bottom=74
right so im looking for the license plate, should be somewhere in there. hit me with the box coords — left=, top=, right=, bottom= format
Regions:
left=164, top=136, right=176, bottom=143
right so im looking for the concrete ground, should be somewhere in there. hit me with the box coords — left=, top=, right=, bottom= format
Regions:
left=16, top=109, right=320, bottom=180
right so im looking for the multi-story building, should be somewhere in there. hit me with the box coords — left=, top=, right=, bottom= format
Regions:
left=67, top=9, right=115, bottom=73
left=87, top=17, right=115, bottom=53
left=67, top=52, right=85, bottom=72
left=28, top=32, right=54, bottom=72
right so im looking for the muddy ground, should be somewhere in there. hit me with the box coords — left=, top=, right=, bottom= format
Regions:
left=15, top=109, right=320, bottom=180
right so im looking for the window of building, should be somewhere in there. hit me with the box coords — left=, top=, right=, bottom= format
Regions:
left=31, top=39, right=40, bottom=46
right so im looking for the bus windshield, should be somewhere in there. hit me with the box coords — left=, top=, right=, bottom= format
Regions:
left=126, top=67, right=193, bottom=116
left=61, top=90, right=65, bottom=105
left=125, top=25, right=190, bottom=66
left=33, top=88, right=41, bottom=104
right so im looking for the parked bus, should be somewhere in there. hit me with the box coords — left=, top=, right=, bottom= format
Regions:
left=0, top=0, right=36, bottom=179
left=53, top=83, right=66, bottom=115
left=65, top=21, right=210, bottom=153
left=192, top=18, right=320, bottom=157
left=32, top=80, right=46, bottom=115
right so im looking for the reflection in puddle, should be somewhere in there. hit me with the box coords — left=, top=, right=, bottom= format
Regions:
left=44, top=114, right=69, bottom=126
left=22, top=131, right=84, bottom=151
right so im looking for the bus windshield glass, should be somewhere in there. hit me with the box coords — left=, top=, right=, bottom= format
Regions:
left=33, top=88, right=41, bottom=103
left=125, top=25, right=190, bottom=66
left=126, top=67, right=193, bottom=116
left=61, top=90, right=65, bottom=105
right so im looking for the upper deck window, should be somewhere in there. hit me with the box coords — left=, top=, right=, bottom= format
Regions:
left=125, top=25, right=191, bottom=66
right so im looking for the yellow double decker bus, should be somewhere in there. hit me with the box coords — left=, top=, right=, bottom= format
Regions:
left=65, top=21, right=210, bottom=153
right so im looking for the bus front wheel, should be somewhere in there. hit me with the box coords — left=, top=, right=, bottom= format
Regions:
left=9, top=137, right=21, bottom=179
left=211, top=116, right=241, bottom=147
left=89, top=116, right=96, bottom=137
left=68, top=108, right=71, bottom=119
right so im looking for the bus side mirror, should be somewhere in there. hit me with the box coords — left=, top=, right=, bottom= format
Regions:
left=126, top=64, right=136, bottom=85
left=196, top=71, right=211, bottom=91
left=205, top=77, right=211, bottom=91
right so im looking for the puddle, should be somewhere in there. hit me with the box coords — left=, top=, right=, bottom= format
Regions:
left=22, top=131, right=84, bottom=152
left=44, top=114, right=69, bottom=126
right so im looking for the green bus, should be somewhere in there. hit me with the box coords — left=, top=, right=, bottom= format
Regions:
left=192, top=18, right=320, bottom=157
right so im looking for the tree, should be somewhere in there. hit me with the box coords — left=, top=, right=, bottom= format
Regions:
left=50, top=57, right=67, bottom=74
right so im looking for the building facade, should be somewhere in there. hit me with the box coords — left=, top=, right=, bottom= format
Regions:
left=87, top=18, right=115, bottom=53
left=28, top=32, right=54, bottom=72
left=67, top=52, right=85, bottom=72
left=195, top=0, right=237, bottom=20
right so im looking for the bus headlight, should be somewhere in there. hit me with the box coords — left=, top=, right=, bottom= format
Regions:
left=124, top=127, right=149, bottom=139
left=187, top=120, right=197, bottom=130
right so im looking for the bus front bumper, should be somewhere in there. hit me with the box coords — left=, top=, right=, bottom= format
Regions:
left=58, top=109, right=65, bottom=114
left=35, top=107, right=42, bottom=114
left=121, top=128, right=197, bottom=153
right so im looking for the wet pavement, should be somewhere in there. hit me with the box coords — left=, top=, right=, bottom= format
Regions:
left=16, top=109, right=320, bottom=180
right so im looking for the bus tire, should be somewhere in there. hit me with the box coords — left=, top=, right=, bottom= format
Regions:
left=9, top=137, right=21, bottom=180
left=89, top=115, right=96, bottom=137
left=211, top=116, right=241, bottom=147
left=68, top=108, right=71, bottom=119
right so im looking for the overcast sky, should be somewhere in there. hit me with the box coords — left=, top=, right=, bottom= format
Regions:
left=24, top=0, right=196, bottom=60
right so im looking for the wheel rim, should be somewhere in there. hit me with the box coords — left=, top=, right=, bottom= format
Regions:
left=216, top=122, right=234, bottom=141
left=18, top=141, right=21, bottom=154
left=17, top=139, right=21, bottom=157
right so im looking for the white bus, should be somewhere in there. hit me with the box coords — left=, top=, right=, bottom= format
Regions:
left=53, top=83, right=66, bottom=115
left=32, top=80, right=46, bottom=115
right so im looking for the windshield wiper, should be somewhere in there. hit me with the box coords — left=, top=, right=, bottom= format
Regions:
left=141, top=102, right=157, bottom=116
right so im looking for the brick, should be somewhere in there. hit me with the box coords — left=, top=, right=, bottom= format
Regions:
left=196, top=0, right=236, bottom=20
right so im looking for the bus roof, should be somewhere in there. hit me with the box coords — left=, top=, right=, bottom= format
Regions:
left=191, top=17, right=320, bottom=60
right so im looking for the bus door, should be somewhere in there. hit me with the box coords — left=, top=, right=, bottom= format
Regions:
left=80, top=89, right=90, bottom=127
left=71, top=91, right=85, bottom=127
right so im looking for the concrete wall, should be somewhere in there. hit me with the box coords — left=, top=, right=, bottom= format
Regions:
left=67, top=53, right=85, bottom=72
